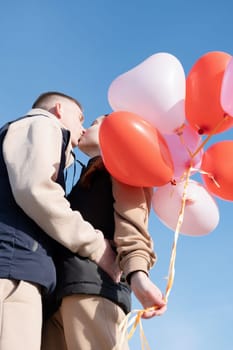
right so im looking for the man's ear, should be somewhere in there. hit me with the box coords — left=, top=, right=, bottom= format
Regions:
left=53, top=102, right=62, bottom=119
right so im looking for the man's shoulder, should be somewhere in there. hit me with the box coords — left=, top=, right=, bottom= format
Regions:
left=11, top=109, right=60, bottom=129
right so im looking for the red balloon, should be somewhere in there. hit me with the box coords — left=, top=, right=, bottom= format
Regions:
left=186, top=51, right=233, bottom=135
left=99, top=111, right=174, bottom=187
left=201, top=140, right=233, bottom=201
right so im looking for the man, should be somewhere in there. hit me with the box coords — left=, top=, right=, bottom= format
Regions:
left=0, top=92, right=117, bottom=350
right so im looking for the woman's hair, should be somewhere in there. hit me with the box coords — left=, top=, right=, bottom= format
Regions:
left=32, top=91, right=82, bottom=111
left=79, top=156, right=105, bottom=188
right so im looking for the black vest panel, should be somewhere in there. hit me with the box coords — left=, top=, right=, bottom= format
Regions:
left=0, top=115, right=70, bottom=294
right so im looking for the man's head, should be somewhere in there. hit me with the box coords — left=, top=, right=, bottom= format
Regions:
left=78, top=114, right=108, bottom=157
left=32, top=91, right=85, bottom=147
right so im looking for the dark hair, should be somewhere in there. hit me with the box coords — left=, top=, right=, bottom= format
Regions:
left=32, top=91, right=82, bottom=110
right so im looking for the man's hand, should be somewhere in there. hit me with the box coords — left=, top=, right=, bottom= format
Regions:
left=130, top=271, right=167, bottom=319
left=93, top=239, right=121, bottom=283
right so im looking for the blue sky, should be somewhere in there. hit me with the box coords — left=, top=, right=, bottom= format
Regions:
left=0, top=1, right=232, bottom=349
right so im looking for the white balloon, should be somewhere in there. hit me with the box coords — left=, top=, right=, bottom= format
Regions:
left=152, top=180, right=219, bottom=236
left=221, top=56, right=233, bottom=117
left=108, top=52, right=186, bottom=134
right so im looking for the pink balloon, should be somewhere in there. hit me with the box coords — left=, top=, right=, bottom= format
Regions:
left=221, top=56, right=233, bottom=118
left=163, top=124, right=204, bottom=180
left=152, top=180, right=219, bottom=236
left=108, top=52, right=186, bottom=134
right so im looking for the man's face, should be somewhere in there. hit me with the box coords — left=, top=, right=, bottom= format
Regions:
left=60, top=101, right=85, bottom=147
left=78, top=115, right=105, bottom=157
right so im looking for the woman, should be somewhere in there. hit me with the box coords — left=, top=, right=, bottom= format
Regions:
left=42, top=115, right=166, bottom=350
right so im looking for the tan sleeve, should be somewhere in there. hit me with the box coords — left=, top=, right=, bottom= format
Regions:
left=3, top=116, right=105, bottom=259
left=111, top=177, right=156, bottom=278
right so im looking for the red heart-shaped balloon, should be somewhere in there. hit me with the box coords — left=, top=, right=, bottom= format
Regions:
left=99, top=111, right=174, bottom=187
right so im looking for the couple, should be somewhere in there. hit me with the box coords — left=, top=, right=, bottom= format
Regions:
left=0, top=91, right=166, bottom=350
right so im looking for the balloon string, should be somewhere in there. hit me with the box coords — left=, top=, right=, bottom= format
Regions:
left=114, top=307, right=156, bottom=350
left=114, top=309, right=147, bottom=349
left=177, top=131, right=193, bottom=159
left=139, top=317, right=152, bottom=350
left=192, top=168, right=220, bottom=188
left=164, top=165, right=191, bottom=302
left=191, top=114, right=229, bottom=159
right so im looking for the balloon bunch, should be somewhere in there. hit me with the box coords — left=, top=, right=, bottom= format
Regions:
left=100, top=51, right=233, bottom=237
left=101, top=51, right=233, bottom=349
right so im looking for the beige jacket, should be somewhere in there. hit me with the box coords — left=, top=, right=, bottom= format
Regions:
left=2, top=109, right=105, bottom=261
left=112, top=178, right=156, bottom=278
